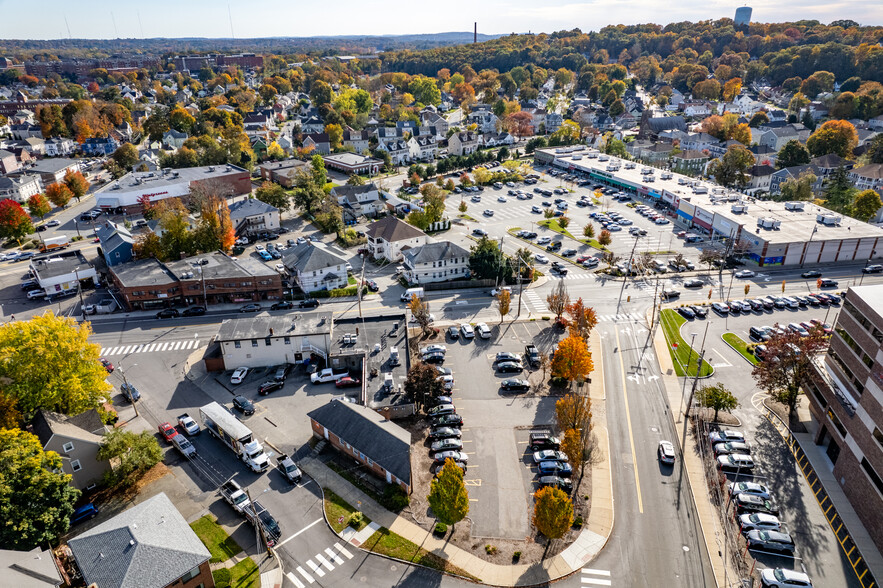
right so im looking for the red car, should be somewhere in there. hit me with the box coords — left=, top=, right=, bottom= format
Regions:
left=576, top=255, right=590, bottom=263
left=158, top=422, right=177, bottom=443
left=335, top=376, right=361, bottom=388
left=99, top=358, right=114, bottom=373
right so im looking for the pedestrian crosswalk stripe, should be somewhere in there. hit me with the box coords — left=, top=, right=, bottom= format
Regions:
left=172, top=341, right=181, bottom=350
left=581, top=568, right=612, bottom=586
left=305, top=559, right=325, bottom=577
left=324, top=547, right=344, bottom=565
left=315, top=553, right=334, bottom=571
left=581, top=578, right=612, bottom=586
left=96, top=339, right=200, bottom=356
left=286, top=571, right=306, bottom=588
left=295, top=566, right=314, bottom=584
left=334, top=542, right=354, bottom=559
left=147, top=343, right=157, bottom=352
left=160, top=342, right=169, bottom=351
left=582, top=568, right=611, bottom=576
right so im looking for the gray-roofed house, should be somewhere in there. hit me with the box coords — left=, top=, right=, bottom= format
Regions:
left=770, top=164, right=821, bottom=195
left=331, top=183, right=382, bottom=221
left=365, top=216, right=429, bottom=262
left=638, top=113, right=687, bottom=140
left=302, top=133, right=331, bottom=155
left=0, top=173, right=42, bottom=203
left=95, top=221, right=135, bottom=267
left=30, top=409, right=109, bottom=491
left=215, top=312, right=333, bottom=368
left=68, top=492, right=213, bottom=588
left=282, top=242, right=348, bottom=292
left=812, top=153, right=855, bottom=178
left=308, top=399, right=412, bottom=493
left=229, top=198, right=280, bottom=236
left=162, top=129, right=188, bottom=150
left=0, top=547, right=63, bottom=587
left=402, top=241, right=470, bottom=285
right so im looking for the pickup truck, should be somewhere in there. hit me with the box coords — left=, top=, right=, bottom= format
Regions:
left=177, top=413, right=200, bottom=435
left=524, top=344, right=540, bottom=367
left=311, top=368, right=348, bottom=384
left=220, top=479, right=250, bottom=513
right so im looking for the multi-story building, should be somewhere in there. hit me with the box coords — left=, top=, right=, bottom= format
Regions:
left=229, top=198, right=280, bottom=237
left=402, top=241, right=470, bottom=284
left=0, top=173, right=41, bottom=202
left=805, top=285, right=883, bottom=553
left=849, top=164, right=883, bottom=195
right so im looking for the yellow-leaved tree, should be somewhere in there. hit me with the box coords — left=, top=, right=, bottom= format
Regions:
left=551, top=333, right=594, bottom=388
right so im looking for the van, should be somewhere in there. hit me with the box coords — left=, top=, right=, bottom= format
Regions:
left=401, top=287, right=424, bottom=302
left=171, top=433, right=197, bottom=458
left=27, top=288, right=46, bottom=300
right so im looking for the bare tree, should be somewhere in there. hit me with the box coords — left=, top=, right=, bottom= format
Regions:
left=699, top=248, right=723, bottom=275
left=546, top=281, right=569, bottom=320
left=408, top=295, right=433, bottom=336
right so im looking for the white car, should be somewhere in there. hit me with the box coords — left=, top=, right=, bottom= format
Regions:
left=490, top=286, right=511, bottom=296
left=607, top=224, right=622, bottom=231
left=729, top=481, right=771, bottom=499
left=408, top=313, right=436, bottom=324
left=460, top=323, right=475, bottom=338
left=230, top=367, right=249, bottom=385
left=177, top=414, right=200, bottom=436
left=420, top=344, right=447, bottom=355
left=475, top=322, right=491, bottom=338
left=497, top=196, right=507, bottom=203
left=760, top=569, right=812, bottom=587
left=738, top=512, right=781, bottom=533
left=654, top=218, right=670, bottom=225
left=274, top=264, right=285, bottom=272
left=255, top=244, right=265, bottom=251
left=532, top=205, right=543, bottom=213
left=534, top=253, right=549, bottom=264
left=735, top=270, right=756, bottom=278
left=537, top=236, right=551, bottom=245
left=437, top=374, right=454, bottom=391
left=483, top=209, right=495, bottom=216
left=46, top=219, right=60, bottom=227
left=471, top=195, right=481, bottom=202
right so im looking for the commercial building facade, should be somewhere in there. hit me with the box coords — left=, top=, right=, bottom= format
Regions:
left=804, top=285, right=883, bottom=553
left=216, top=314, right=333, bottom=369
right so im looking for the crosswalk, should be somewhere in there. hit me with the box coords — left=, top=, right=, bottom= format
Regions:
left=99, top=339, right=201, bottom=357
left=523, top=290, right=549, bottom=313
left=581, top=567, right=612, bottom=585
left=596, top=312, right=643, bottom=323
left=285, top=542, right=354, bottom=586
left=548, top=271, right=596, bottom=280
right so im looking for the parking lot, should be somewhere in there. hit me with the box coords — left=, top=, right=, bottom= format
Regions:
left=411, top=319, right=563, bottom=539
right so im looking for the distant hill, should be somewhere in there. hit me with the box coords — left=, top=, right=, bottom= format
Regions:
left=0, top=32, right=505, bottom=60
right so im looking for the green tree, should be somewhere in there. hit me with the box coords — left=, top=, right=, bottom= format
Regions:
left=602, top=136, right=628, bottom=158
left=143, top=111, right=169, bottom=143
left=0, top=200, right=35, bottom=241
left=751, top=328, right=829, bottom=420
left=427, top=458, right=469, bottom=532
left=63, top=170, right=91, bottom=202
left=695, top=383, right=740, bottom=421
left=748, top=112, right=769, bottom=128
left=408, top=75, right=442, bottom=106
left=468, top=236, right=511, bottom=281
left=346, top=174, right=366, bottom=186
left=775, top=140, right=811, bottom=169
left=310, top=80, right=333, bottom=107
left=583, top=224, right=595, bottom=239
left=168, top=106, right=196, bottom=134
left=533, top=486, right=574, bottom=540
left=404, top=360, right=445, bottom=411
left=25, top=193, right=51, bottom=221
left=852, top=189, right=883, bottom=222
left=776, top=171, right=816, bottom=202
left=0, top=312, right=113, bottom=419
left=708, top=145, right=755, bottom=188
left=112, top=142, right=139, bottom=170
left=96, top=429, right=163, bottom=488
left=0, top=428, right=80, bottom=550
left=291, top=170, right=325, bottom=216
left=458, top=199, right=467, bottom=213
left=866, top=134, right=883, bottom=164
left=788, top=92, right=810, bottom=113
left=254, top=182, right=290, bottom=212
left=325, top=123, right=343, bottom=151
left=558, top=216, right=571, bottom=230
left=822, top=166, right=858, bottom=213
left=806, top=120, right=859, bottom=158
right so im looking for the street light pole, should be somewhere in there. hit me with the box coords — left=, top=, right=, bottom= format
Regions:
left=799, top=225, right=818, bottom=269
left=679, top=332, right=698, bottom=415
left=357, top=253, right=366, bottom=319
left=74, top=267, right=86, bottom=321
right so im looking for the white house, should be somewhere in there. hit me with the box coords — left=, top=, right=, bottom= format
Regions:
left=467, top=105, right=499, bottom=134
left=228, top=198, right=280, bottom=236
left=0, top=174, right=42, bottom=203
left=216, top=314, right=333, bottom=369
left=44, top=137, right=76, bottom=157
left=282, top=242, right=349, bottom=292
left=162, top=129, right=188, bottom=150
left=365, top=216, right=429, bottom=262
left=343, top=129, right=370, bottom=154
left=380, top=139, right=410, bottom=165
left=849, top=164, right=883, bottom=195
left=407, top=135, right=437, bottom=161
left=403, top=241, right=470, bottom=284
left=448, top=131, right=479, bottom=156
left=332, top=183, right=383, bottom=218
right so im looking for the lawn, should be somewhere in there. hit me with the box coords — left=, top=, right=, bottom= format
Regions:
left=190, top=515, right=243, bottom=563
left=722, top=332, right=759, bottom=365
left=538, top=218, right=577, bottom=239
left=323, top=487, right=371, bottom=533
left=658, top=309, right=714, bottom=377
left=212, top=558, right=260, bottom=588
left=362, top=527, right=480, bottom=581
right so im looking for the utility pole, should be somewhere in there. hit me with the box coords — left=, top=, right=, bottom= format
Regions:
left=244, top=488, right=272, bottom=557
left=357, top=253, right=366, bottom=318
left=684, top=348, right=706, bottom=418
left=516, top=256, right=526, bottom=317
left=616, top=233, right=641, bottom=310
left=74, top=267, right=86, bottom=321
left=119, top=365, right=139, bottom=417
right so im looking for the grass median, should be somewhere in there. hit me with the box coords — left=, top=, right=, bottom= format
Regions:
left=722, top=332, right=759, bottom=365
left=659, top=309, right=714, bottom=378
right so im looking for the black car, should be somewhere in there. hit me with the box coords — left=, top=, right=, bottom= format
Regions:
left=683, top=279, right=704, bottom=288
left=801, top=270, right=822, bottom=278
left=36, top=224, right=48, bottom=232
left=258, top=380, right=284, bottom=395
left=749, top=326, right=771, bottom=342
left=430, top=414, right=463, bottom=428
left=239, top=304, right=262, bottom=313
left=500, top=378, right=530, bottom=392
left=496, top=361, right=523, bottom=373
left=274, top=364, right=291, bottom=381
left=270, top=301, right=294, bottom=310
left=862, top=264, right=883, bottom=274
left=155, top=308, right=180, bottom=319
left=747, top=299, right=764, bottom=312
left=182, top=306, right=206, bottom=316
left=546, top=241, right=562, bottom=252
left=299, top=299, right=320, bottom=309
left=232, top=395, right=255, bottom=415
left=561, top=249, right=577, bottom=257
left=538, top=475, right=573, bottom=494
left=423, top=352, right=446, bottom=365
left=678, top=307, right=695, bottom=319
left=661, top=290, right=680, bottom=300
left=819, top=279, right=838, bottom=288
left=691, top=305, right=708, bottom=318
left=529, top=433, right=561, bottom=451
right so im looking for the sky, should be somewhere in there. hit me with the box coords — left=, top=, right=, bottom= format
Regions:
left=0, top=0, right=881, bottom=40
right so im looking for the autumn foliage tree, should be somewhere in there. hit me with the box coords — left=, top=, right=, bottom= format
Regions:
left=533, top=486, right=574, bottom=541
left=0, top=199, right=34, bottom=241
left=404, top=361, right=445, bottom=411
left=806, top=120, right=859, bottom=159
left=409, top=294, right=433, bottom=336
left=63, top=170, right=91, bottom=202
left=496, top=289, right=511, bottom=323
left=427, top=458, right=469, bottom=533
left=551, top=334, right=594, bottom=387
left=565, top=298, right=598, bottom=340
left=546, top=280, right=569, bottom=321
left=45, top=182, right=73, bottom=208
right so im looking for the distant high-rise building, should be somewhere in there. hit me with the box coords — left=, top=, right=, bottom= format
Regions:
left=734, top=6, right=752, bottom=26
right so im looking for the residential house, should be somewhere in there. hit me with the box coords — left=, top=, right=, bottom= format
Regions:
left=767, top=109, right=787, bottom=123
left=0, top=547, right=62, bottom=587
left=365, top=216, right=429, bottom=262
left=9, top=123, right=42, bottom=140
left=448, top=131, right=479, bottom=156
left=637, top=113, right=687, bottom=140
left=482, top=132, right=515, bottom=147
left=636, top=142, right=674, bottom=164
left=745, top=164, right=776, bottom=192
left=332, top=183, right=382, bottom=220
left=302, top=133, right=331, bottom=155
left=420, top=111, right=449, bottom=135
left=259, top=159, right=310, bottom=188
left=407, top=135, right=437, bottom=161
left=276, top=135, right=294, bottom=154
left=849, top=164, right=883, bottom=195
left=769, top=164, right=820, bottom=195
left=680, top=132, right=718, bottom=152
left=68, top=492, right=214, bottom=588
left=81, top=136, right=119, bottom=156
left=467, top=105, right=499, bottom=134
left=18, top=136, right=45, bottom=156
left=12, top=157, right=79, bottom=185
left=0, top=149, right=20, bottom=174
left=381, top=139, right=410, bottom=165
left=162, top=129, right=188, bottom=150
left=215, top=313, right=333, bottom=369
left=749, top=144, right=778, bottom=167
left=300, top=116, right=325, bottom=134
left=43, top=137, right=75, bottom=157
left=343, top=128, right=370, bottom=154
left=30, top=409, right=109, bottom=491
left=0, top=173, right=42, bottom=203
left=812, top=154, right=855, bottom=179
left=95, top=221, right=135, bottom=267
left=229, top=198, right=280, bottom=236
left=670, top=150, right=710, bottom=175
left=545, top=112, right=563, bottom=134
left=402, top=241, right=470, bottom=284
left=308, top=399, right=412, bottom=493
left=753, top=126, right=799, bottom=152
left=282, top=242, right=348, bottom=292
left=679, top=101, right=713, bottom=117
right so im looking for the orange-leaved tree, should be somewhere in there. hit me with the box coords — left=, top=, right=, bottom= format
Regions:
left=550, top=334, right=594, bottom=388
left=565, top=298, right=598, bottom=340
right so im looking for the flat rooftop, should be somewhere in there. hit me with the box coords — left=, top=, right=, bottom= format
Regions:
left=541, top=147, right=883, bottom=245
left=165, top=251, right=277, bottom=281
left=323, top=153, right=382, bottom=166
left=846, top=284, right=883, bottom=320
left=216, top=312, right=333, bottom=341
left=31, top=252, right=92, bottom=279
left=110, top=258, right=177, bottom=288
left=94, top=164, right=247, bottom=194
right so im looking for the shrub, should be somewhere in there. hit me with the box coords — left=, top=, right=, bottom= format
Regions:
left=381, top=484, right=409, bottom=511
left=212, top=568, right=232, bottom=587
left=485, top=544, right=498, bottom=555
left=347, top=511, right=364, bottom=529
left=71, top=235, right=83, bottom=241
left=21, top=242, right=35, bottom=250
left=434, top=522, right=447, bottom=535
left=573, top=515, right=584, bottom=528
left=513, top=551, right=522, bottom=561
left=550, top=376, right=569, bottom=388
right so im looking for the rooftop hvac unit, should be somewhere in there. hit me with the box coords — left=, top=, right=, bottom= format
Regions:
left=660, top=172, right=672, bottom=179
left=822, top=215, right=841, bottom=226
left=731, top=204, right=748, bottom=214
left=785, top=201, right=805, bottom=211
left=757, top=217, right=778, bottom=229
left=208, top=166, right=215, bottom=171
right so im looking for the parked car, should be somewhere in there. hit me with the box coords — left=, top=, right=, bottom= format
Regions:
left=270, top=301, right=294, bottom=310
left=121, top=382, right=141, bottom=402
left=421, top=344, right=447, bottom=355
left=70, top=503, right=99, bottom=526
left=529, top=433, right=561, bottom=451
left=713, top=442, right=751, bottom=456
left=729, top=481, right=771, bottom=499
left=239, top=303, right=262, bottom=313
left=299, top=299, right=320, bottom=309
left=496, top=361, right=523, bottom=373
left=538, top=475, right=573, bottom=494
left=259, top=380, right=284, bottom=395
left=738, top=512, right=781, bottom=533
left=734, top=493, right=779, bottom=515
left=691, top=306, right=708, bottom=318
left=422, top=351, right=446, bottom=364
left=460, top=323, right=475, bottom=338
left=678, top=307, right=695, bottom=319
left=277, top=453, right=302, bottom=484
left=533, top=450, right=568, bottom=463
left=155, top=308, right=180, bottom=319
left=501, top=378, right=530, bottom=392
left=433, top=450, right=468, bottom=463
left=336, top=376, right=362, bottom=389
left=158, top=422, right=178, bottom=443
left=447, top=325, right=460, bottom=340
left=232, top=395, right=255, bottom=415
left=230, top=367, right=249, bottom=385
left=711, top=302, right=730, bottom=315
left=709, top=430, right=746, bottom=445
left=431, top=438, right=463, bottom=453
left=183, top=306, right=206, bottom=316
left=428, top=427, right=462, bottom=440
left=658, top=440, right=676, bottom=464
left=537, top=460, right=573, bottom=477
left=760, top=569, right=813, bottom=588
left=430, top=414, right=463, bottom=428
left=745, top=530, right=794, bottom=553
left=427, top=404, right=456, bottom=417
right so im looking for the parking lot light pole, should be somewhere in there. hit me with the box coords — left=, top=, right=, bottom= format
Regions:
left=799, top=225, right=818, bottom=269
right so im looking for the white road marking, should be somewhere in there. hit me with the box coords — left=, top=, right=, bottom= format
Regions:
left=325, top=547, right=344, bottom=565
left=582, top=568, right=612, bottom=585
left=295, top=566, right=314, bottom=584
left=334, top=542, right=354, bottom=559
left=315, top=553, right=334, bottom=571
left=305, top=559, right=325, bottom=577
left=275, top=518, right=323, bottom=548
left=286, top=571, right=306, bottom=588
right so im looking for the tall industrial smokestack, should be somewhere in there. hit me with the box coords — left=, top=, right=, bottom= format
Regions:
left=474, top=22, right=477, bottom=43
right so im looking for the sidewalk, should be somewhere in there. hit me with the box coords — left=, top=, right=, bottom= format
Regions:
left=297, top=329, right=613, bottom=586
left=652, top=325, right=741, bottom=588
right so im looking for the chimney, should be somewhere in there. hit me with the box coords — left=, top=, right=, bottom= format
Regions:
left=474, top=22, right=477, bottom=43
left=269, top=328, right=274, bottom=336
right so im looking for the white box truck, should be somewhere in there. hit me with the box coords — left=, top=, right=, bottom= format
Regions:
left=199, top=402, right=269, bottom=472
left=39, top=235, right=70, bottom=252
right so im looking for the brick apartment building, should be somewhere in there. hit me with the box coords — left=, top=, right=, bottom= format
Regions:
left=805, top=284, right=883, bottom=552
left=170, top=53, right=263, bottom=72
left=24, top=56, right=160, bottom=78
